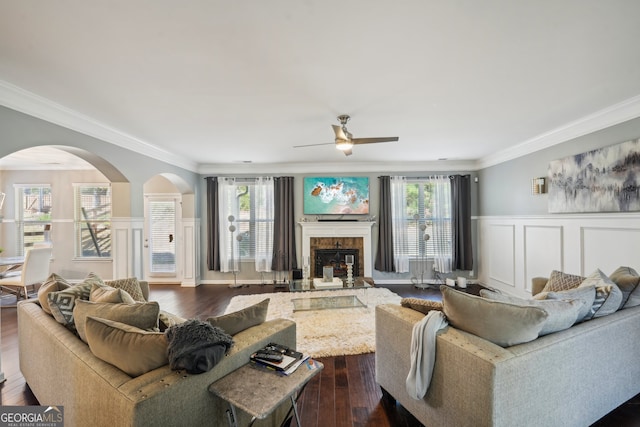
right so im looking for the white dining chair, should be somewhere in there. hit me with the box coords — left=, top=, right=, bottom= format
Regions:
left=0, top=247, right=52, bottom=300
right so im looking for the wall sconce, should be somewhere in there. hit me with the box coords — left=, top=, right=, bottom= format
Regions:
left=531, top=177, right=546, bottom=195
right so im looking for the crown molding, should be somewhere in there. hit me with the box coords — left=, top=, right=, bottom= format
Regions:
left=477, top=94, right=640, bottom=169
left=197, top=159, right=479, bottom=175
left=0, top=80, right=198, bottom=172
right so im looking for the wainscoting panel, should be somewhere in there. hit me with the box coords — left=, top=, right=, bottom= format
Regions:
left=582, top=227, right=640, bottom=276
left=487, top=224, right=516, bottom=288
left=478, top=214, right=640, bottom=298
left=524, top=226, right=563, bottom=292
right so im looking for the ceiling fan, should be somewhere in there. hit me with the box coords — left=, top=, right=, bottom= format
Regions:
left=294, top=115, right=399, bottom=156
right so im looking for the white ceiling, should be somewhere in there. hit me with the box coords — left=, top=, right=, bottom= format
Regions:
left=1, top=1, right=640, bottom=173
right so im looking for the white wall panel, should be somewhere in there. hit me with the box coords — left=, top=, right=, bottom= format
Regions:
left=524, top=226, right=563, bottom=291
left=582, top=227, right=640, bottom=276
left=488, top=224, right=516, bottom=288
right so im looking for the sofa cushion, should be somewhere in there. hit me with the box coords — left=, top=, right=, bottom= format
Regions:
left=541, top=270, right=585, bottom=293
left=578, top=269, right=623, bottom=319
left=401, top=297, right=443, bottom=315
left=85, top=316, right=168, bottom=377
left=532, top=285, right=596, bottom=323
left=158, top=310, right=187, bottom=332
left=609, top=266, right=640, bottom=309
left=104, top=277, right=146, bottom=302
left=47, top=273, right=104, bottom=329
left=73, top=300, right=160, bottom=343
left=441, top=286, right=548, bottom=347
left=207, top=298, right=269, bottom=336
left=38, top=273, right=72, bottom=315
left=90, top=283, right=136, bottom=304
left=479, top=290, right=584, bottom=335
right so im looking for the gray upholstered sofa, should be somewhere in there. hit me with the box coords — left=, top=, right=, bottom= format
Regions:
left=18, top=280, right=296, bottom=427
left=375, top=279, right=640, bottom=427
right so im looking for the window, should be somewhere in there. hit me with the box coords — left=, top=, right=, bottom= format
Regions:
left=15, top=185, right=52, bottom=255
left=404, top=178, right=452, bottom=259
left=74, top=184, right=111, bottom=258
left=219, top=178, right=274, bottom=270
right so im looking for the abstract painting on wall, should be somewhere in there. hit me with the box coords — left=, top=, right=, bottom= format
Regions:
left=303, top=177, right=369, bottom=215
left=548, top=138, right=640, bottom=213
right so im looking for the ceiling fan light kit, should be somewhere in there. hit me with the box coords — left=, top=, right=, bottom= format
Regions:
left=293, top=114, right=399, bottom=156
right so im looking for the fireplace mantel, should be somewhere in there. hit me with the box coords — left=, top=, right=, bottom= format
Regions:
left=299, top=221, right=375, bottom=277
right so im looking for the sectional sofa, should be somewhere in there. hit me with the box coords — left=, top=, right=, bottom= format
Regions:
left=18, top=279, right=296, bottom=427
left=375, top=272, right=640, bottom=427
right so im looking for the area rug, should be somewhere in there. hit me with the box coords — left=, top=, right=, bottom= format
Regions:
left=224, top=288, right=402, bottom=358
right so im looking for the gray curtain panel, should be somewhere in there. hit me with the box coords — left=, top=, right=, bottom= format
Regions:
left=374, top=175, right=395, bottom=272
left=451, top=174, right=473, bottom=271
left=205, top=177, right=220, bottom=271
left=271, top=176, right=297, bottom=271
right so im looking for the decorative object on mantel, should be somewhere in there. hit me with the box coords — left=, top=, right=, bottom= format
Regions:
left=548, top=138, right=640, bottom=213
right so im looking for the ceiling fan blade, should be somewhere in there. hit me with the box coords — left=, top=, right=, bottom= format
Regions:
left=351, top=137, right=399, bottom=145
left=332, top=125, right=349, bottom=141
left=293, top=142, right=334, bottom=148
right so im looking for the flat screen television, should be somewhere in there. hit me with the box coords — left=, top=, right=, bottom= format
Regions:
left=303, top=177, right=369, bottom=215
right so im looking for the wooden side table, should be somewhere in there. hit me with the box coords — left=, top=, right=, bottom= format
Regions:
left=209, top=360, right=323, bottom=427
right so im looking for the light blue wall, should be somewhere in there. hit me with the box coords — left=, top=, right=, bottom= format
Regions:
left=0, top=106, right=200, bottom=217
left=478, top=117, right=640, bottom=216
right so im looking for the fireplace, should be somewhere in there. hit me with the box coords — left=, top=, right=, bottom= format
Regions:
left=299, top=221, right=374, bottom=277
left=314, top=247, right=360, bottom=278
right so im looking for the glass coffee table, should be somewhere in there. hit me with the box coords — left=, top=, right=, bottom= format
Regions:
left=288, top=278, right=373, bottom=312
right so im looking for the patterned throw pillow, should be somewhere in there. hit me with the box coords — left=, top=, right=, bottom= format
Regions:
left=401, top=297, right=443, bottom=315
left=47, top=273, right=104, bottom=329
left=541, top=270, right=585, bottom=293
left=578, top=269, right=623, bottom=319
left=105, top=277, right=146, bottom=302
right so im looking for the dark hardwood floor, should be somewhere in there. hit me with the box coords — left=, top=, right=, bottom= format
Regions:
left=1, top=283, right=639, bottom=426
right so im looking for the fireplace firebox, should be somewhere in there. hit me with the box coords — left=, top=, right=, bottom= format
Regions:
left=314, top=247, right=359, bottom=278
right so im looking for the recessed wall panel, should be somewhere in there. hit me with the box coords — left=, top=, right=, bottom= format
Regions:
left=525, top=225, right=563, bottom=291
left=582, top=227, right=640, bottom=275
left=489, top=224, right=516, bottom=287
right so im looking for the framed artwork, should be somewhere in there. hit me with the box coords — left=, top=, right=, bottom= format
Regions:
left=548, top=138, right=640, bottom=213
left=303, top=177, right=369, bottom=215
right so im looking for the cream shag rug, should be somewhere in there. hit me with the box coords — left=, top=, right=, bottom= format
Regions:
left=224, top=287, right=401, bottom=358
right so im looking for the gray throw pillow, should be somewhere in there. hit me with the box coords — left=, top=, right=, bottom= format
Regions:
left=480, top=290, right=584, bottom=335
left=47, top=273, right=104, bottom=329
left=401, top=297, right=443, bottom=315
left=207, top=298, right=269, bottom=336
left=578, top=269, right=623, bottom=319
left=441, top=286, right=548, bottom=347
left=608, top=266, right=640, bottom=309
left=532, top=285, right=596, bottom=323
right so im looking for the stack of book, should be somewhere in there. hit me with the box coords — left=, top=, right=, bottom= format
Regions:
left=250, top=343, right=310, bottom=376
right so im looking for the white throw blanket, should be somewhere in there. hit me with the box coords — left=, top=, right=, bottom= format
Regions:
left=405, top=310, right=448, bottom=400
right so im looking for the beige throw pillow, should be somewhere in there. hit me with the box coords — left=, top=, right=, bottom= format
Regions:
left=207, top=298, right=269, bottom=336
left=38, top=273, right=72, bottom=315
left=442, top=286, right=547, bottom=347
left=609, top=266, right=640, bottom=309
left=85, top=316, right=168, bottom=377
left=480, top=290, right=584, bottom=335
left=541, top=270, right=585, bottom=293
left=401, top=298, right=443, bottom=315
left=90, top=283, right=136, bottom=304
left=73, top=300, right=160, bottom=343
left=104, top=277, right=146, bottom=302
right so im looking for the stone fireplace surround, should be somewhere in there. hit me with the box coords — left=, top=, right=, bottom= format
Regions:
left=299, top=221, right=374, bottom=278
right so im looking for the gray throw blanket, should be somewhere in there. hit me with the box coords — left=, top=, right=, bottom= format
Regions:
left=165, top=319, right=234, bottom=374
left=405, top=310, right=448, bottom=400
